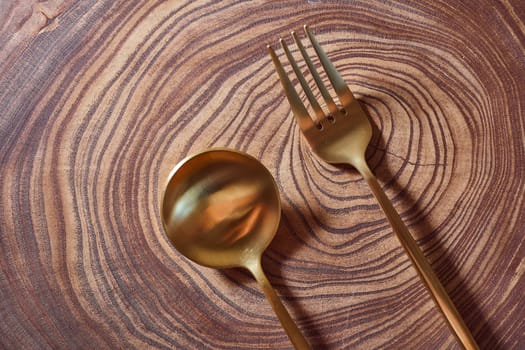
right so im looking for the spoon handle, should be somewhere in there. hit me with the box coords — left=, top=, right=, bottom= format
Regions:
left=248, top=259, right=311, bottom=350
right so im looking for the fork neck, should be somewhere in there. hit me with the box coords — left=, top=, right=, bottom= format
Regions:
left=351, top=156, right=374, bottom=181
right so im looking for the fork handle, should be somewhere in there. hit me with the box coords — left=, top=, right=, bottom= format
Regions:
left=357, top=164, right=479, bottom=350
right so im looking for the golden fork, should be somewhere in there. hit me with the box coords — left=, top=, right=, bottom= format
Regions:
left=268, top=25, right=479, bottom=350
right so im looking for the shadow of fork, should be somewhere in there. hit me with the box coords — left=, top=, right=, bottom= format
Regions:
left=358, top=99, right=495, bottom=348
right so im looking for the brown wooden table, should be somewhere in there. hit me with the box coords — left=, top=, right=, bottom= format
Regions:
left=1, top=0, right=524, bottom=348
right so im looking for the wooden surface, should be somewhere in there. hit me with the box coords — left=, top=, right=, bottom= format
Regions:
left=1, top=0, right=524, bottom=348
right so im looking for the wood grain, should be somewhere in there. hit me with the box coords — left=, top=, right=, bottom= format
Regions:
left=1, top=0, right=524, bottom=348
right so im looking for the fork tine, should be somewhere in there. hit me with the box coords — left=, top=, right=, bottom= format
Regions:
left=292, top=31, right=339, bottom=116
left=267, top=44, right=316, bottom=132
left=304, top=25, right=355, bottom=106
left=280, top=38, right=325, bottom=122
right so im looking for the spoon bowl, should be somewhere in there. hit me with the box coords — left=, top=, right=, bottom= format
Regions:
left=161, top=148, right=310, bottom=349
left=162, top=148, right=280, bottom=269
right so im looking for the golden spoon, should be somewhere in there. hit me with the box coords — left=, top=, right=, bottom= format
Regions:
left=161, top=148, right=310, bottom=350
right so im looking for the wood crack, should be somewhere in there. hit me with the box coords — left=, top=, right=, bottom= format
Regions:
left=369, top=144, right=447, bottom=167
left=37, top=4, right=63, bottom=34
